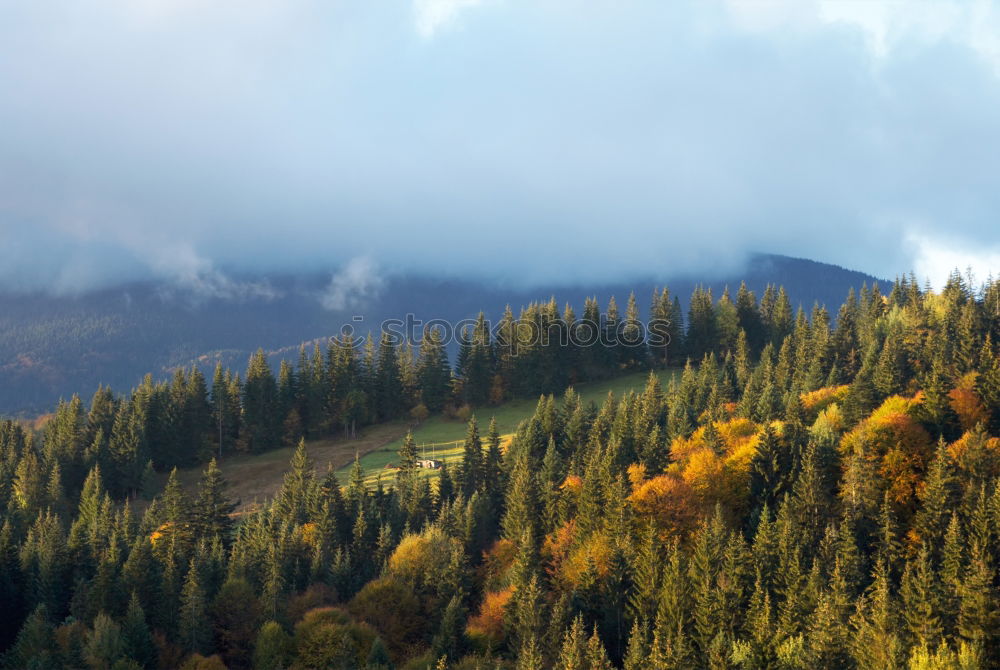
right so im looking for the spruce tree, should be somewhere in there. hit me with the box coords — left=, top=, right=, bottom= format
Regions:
left=502, top=452, right=539, bottom=543
left=418, top=326, right=452, bottom=413
left=121, top=592, right=154, bottom=670
left=178, top=561, right=211, bottom=655
left=374, top=330, right=404, bottom=421
left=243, top=349, right=279, bottom=453
left=458, top=416, right=483, bottom=497
left=900, top=547, right=943, bottom=648
left=192, top=458, right=237, bottom=545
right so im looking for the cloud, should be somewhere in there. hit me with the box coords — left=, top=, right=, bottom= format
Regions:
left=816, top=0, right=1000, bottom=72
left=413, top=0, right=485, bottom=38
left=907, top=232, right=1000, bottom=289
left=0, top=1, right=998, bottom=293
left=320, top=257, right=386, bottom=311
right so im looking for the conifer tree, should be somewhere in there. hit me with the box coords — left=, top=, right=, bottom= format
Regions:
left=431, top=595, right=466, bottom=662
left=273, top=439, right=318, bottom=526
left=586, top=626, right=614, bottom=670
left=627, top=525, right=662, bottom=626
left=686, top=286, right=717, bottom=359
left=458, top=416, right=483, bottom=497
left=555, top=615, right=587, bottom=670
left=502, top=452, right=539, bottom=543
left=750, top=425, right=790, bottom=516
left=243, top=349, right=279, bottom=453
left=121, top=592, right=154, bottom=670
left=374, top=330, right=404, bottom=421
left=178, top=561, right=211, bottom=655
left=900, top=547, right=943, bottom=649
left=84, top=612, right=125, bottom=670
left=418, top=326, right=452, bottom=413
left=192, top=458, right=237, bottom=544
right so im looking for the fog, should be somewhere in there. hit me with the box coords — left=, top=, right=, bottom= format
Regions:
left=2, top=0, right=1000, bottom=294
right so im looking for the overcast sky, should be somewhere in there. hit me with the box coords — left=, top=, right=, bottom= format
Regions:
left=2, top=0, right=1000, bottom=294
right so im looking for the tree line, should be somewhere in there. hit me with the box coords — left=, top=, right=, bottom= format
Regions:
left=13, top=282, right=804, bottom=496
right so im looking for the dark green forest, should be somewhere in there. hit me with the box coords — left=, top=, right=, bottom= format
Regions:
left=3, top=272, right=1000, bottom=669
left=0, top=254, right=878, bottom=415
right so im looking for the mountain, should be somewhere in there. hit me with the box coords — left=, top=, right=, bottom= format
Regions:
left=0, top=254, right=883, bottom=415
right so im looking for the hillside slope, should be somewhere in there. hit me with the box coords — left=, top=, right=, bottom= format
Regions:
left=0, top=254, right=882, bottom=414
left=167, top=368, right=677, bottom=507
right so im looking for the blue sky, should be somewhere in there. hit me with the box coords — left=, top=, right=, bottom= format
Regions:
left=1, top=0, right=999, bottom=293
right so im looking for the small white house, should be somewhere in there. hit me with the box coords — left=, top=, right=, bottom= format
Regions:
left=416, top=459, right=442, bottom=469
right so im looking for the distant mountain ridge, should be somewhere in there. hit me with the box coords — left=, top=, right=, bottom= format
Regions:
left=0, top=254, right=884, bottom=415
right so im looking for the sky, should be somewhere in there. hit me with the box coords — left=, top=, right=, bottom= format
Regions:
left=1, top=0, right=1000, bottom=294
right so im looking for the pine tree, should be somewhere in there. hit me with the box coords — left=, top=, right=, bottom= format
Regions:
left=622, top=292, right=647, bottom=367
left=686, top=286, right=717, bottom=359
left=431, top=595, right=466, bottom=662
left=736, top=282, right=764, bottom=353
left=849, top=560, right=904, bottom=670
left=273, top=439, right=318, bottom=526
left=458, top=416, right=483, bottom=497
left=158, top=467, right=192, bottom=550
left=586, top=626, right=614, bottom=670
left=627, top=525, right=662, bottom=626
left=418, top=326, right=452, bottom=413
left=502, top=452, right=539, bottom=543
left=912, top=439, right=955, bottom=554
left=622, top=619, right=650, bottom=670
left=512, top=573, right=546, bottom=664
left=750, top=424, right=790, bottom=515
left=900, top=547, right=943, bottom=648
left=374, top=330, right=404, bottom=421
left=243, top=349, right=279, bottom=453
left=84, top=612, right=125, bottom=670
left=121, top=592, right=155, bottom=670
left=192, top=458, right=237, bottom=544
left=555, top=616, right=587, bottom=670
left=957, top=545, right=998, bottom=658
left=178, top=561, right=211, bottom=655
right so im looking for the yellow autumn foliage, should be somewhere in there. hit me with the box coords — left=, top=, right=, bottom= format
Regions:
left=948, top=428, right=1000, bottom=482
left=150, top=522, right=172, bottom=547
left=298, top=522, right=320, bottom=549
left=626, top=463, right=647, bottom=490
left=560, top=531, right=613, bottom=587
left=387, top=526, right=460, bottom=586
left=801, top=385, right=850, bottom=415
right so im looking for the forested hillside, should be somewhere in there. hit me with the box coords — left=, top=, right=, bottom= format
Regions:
left=0, top=254, right=878, bottom=415
left=2, top=271, right=1000, bottom=669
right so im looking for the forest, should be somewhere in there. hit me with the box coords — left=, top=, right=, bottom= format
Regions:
left=2, top=272, right=1000, bottom=669
left=0, top=254, right=878, bottom=415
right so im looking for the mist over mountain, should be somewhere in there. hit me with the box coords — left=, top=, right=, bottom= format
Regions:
left=0, top=253, right=881, bottom=415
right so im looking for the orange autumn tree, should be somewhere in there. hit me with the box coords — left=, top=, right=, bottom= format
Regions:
left=666, top=418, right=759, bottom=514
left=949, top=372, right=989, bottom=431
left=840, top=394, right=934, bottom=511
left=627, top=473, right=699, bottom=541
left=466, top=586, right=513, bottom=649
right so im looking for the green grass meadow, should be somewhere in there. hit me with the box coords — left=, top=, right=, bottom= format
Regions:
left=338, top=368, right=679, bottom=486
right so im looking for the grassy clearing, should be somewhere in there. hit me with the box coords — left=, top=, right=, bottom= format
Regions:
left=336, top=368, right=680, bottom=487
left=164, top=421, right=411, bottom=511
left=169, top=368, right=679, bottom=508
